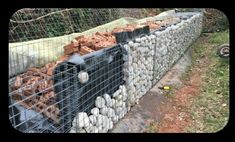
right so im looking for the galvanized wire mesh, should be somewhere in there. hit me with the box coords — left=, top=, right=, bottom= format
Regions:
left=8, top=8, right=158, bottom=133
left=9, top=8, right=159, bottom=43
left=9, top=8, right=159, bottom=77
left=9, top=8, right=203, bottom=133
left=9, top=45, right=125, bottom=133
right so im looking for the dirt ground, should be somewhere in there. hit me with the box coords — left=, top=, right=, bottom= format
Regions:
left=157, top=69, right=202, bottom=133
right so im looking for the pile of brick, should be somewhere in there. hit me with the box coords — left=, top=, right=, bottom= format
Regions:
left=111, top=24, right=139, bottom=33
left=141, top=21, right=161, bottom=31
left=11, top=56, right=68, bottom=123
left=63, top=22, right=162, bottom=56
left=64, top=32, right=116, bottom=55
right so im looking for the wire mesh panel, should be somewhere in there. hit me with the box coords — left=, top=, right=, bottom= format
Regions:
left=9, top=8, right=159, bottom=43
left=10, top=8, right=197, bottom=133
left=9, top=62, right=74, bottom=132
left=53, top=45, right=125, bottom=132
left=9, top=8, right=120, bottom=42
left=9, top=44, right=125, bottom=133
left=8, top=8, right=125, bottom=133
left=9, top=8, right=159, bottom=77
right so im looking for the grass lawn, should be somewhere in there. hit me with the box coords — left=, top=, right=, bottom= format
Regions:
left=186, top=30, right=229, bottom=132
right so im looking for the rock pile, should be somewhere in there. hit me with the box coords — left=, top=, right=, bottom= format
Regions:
left=70, top=85, right=130, bottom=133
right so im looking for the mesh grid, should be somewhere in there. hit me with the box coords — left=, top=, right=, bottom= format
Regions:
left=8, top=8, right=203, bottom=133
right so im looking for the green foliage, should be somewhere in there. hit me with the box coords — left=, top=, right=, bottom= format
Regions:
left=208, top=30, right=229, bottom=44
left=202, top=9, right=229, bottom=33
left=9, top=8, right=121, bottom=42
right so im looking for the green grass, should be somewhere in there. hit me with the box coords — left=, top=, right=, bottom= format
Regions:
left=144, top=121, right=159, bottom=133
left=186, top=31, right=229, bottom=133
left=208, top=30, right=229, bottom=44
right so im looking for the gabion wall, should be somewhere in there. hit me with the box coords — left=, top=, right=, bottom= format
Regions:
left=153, top=13, right=203, bottom=84
left=69, top=12, right=203, bottom=133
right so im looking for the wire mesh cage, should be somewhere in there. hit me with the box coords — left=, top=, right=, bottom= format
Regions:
left=8, top=8, right=203, bottom=133
left=9, top=45, right=125, bottom=133
left=8, top=8, right=159, bottom=133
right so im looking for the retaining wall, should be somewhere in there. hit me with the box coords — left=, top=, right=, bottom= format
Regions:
left=69, top=12, right=203, bottom=133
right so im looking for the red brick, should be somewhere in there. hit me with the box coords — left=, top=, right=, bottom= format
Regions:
left=80, top=46, right=95, bottom=54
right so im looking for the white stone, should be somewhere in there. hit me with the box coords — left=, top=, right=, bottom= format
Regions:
left=123, top=54, right=129, bottom=61
left=95, top=96, right=106, bottom=108
left=98, top=126, right=103, bottom=133
left=128, top=41, right=134, bottom=47
left=91, top=107, right=99, bottom=116
left=69, top=128, right=77, bottom=133
left=92, top=126, right=99, bottom=133
left=147, top=36, right=151, bottom=41
left=140, top=41, right=145, bottom=47
left=141, top=37, right=147, bottom=41
left=127, top=106, right=131, bottom=112
left=134, top=43, right=140, bottom=47
left=107, top=118, right=113, bottom=130
left=121, top=101, right=126, bottom=109
left=106, top=108, right=115, bottom=118
left=78, top=71, right=89, bottom=84
left=122, top=92, right=128, bottom=101
left=118, top=111, right=125, bottom=119
left=107, top=99, right=114, bottom=107
left=89, top=115, right=97, bottom=126
left=102, top=127, right=109, bottom=133
left=124, top=44, right=130, bottom=52
left=129, top=97, right=136, bottom=106
left=129, top=66, right=134, bottom=73
left=101, top=115, right=109, bottom=128
left=96, top=115, right=104, bottom=127
left=111, top=99, right=116, bottom=108
left=129, top=57, right=133, bottom=64
left=72, top=112, right=90, bottom=128
left=115, top=107, right=123, bottom=116
left=135, top=38, right=141, bottom=43
left=103, top=93, right=112, bottom=107
left=115, top=94, right=123, bottom=101
left=123, top=107, right=127, bottom=115
left=117, top=89, right=122, bottom=94
left=112, top=115, right=119, bottom=123
left=117, top=100, right=124, bottom=107
left=78, top=128, right=86, bottom=133
left=100, top=106, right=108, bottom=116
left=84, top=123, right=94, bottom=133
left=112, top=91, right=119, bottom=98
left=150, top=34, right=156, bottom=39
left=160, top=48, right=168, bottom=55
left=112, top=99, right=118, bottom=108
